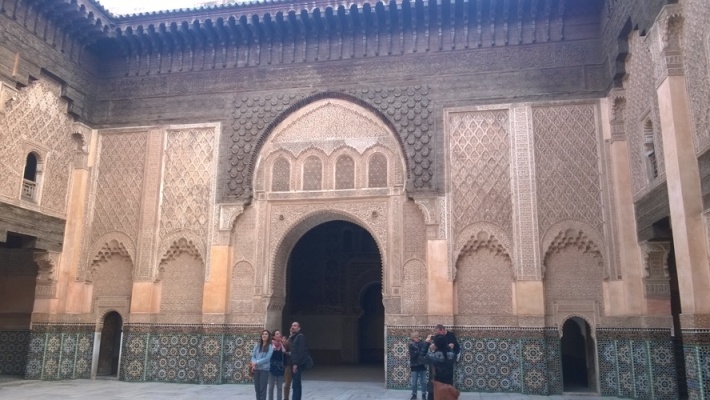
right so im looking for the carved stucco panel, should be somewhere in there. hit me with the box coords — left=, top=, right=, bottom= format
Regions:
left=0, top=76, right=74, bottom=215
left=544, top=246, right=605, bottom=318
left=225, top=87, right=434, bottom=201
left=510, top=105, right=542, bottom=279
left=455, top=249, right=514, bottom=316
left=624, top=32, right=665, bottom=196
left=453, top=222, right=512, bottom=276
left=532, top=104, right=604, bottom=235
left=160, top=128, right=215, bottom=239
left=448, top=109, right=513, bottom=239
left=401, top=258, right=427, bottom=315
left=89, top=131, right=147, bottom=242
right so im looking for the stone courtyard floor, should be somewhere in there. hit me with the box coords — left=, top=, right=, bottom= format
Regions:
left=0, top=366, right=616, bottom=400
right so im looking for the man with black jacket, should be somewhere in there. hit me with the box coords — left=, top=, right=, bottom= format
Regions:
left=288, top=321, right=307, bottom=400
left=434, top=324, right=460, bottom=361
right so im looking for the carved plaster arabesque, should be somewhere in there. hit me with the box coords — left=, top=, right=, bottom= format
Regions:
left=555, top=301, right=600, bottom=337
left=609, top=89, right=627, bottom=143
left=1, top=77, right=74, bottom=216
left=34, top=250, right=60, bottom=298
left=413, top=195, right=447, bottom=240
left=159, top=126, right=218, bottom=278
left=511, top=105, right=542, bottom=280
left=87, top=234, right=135, bottom=282
left=541, top=220, right=606, bottom=280
left=156, top=233, right=205, bottom=281
left=215, top=204, right=244, bottom=245
left=647, top=4, right=685, bottom=88
left=71, top=127, right=91, bottom=170
left=454, top=222, right=513, bottom=281
left=638, top=240, right=671, bottom=299
left=227, top=88, right=433, bottom=201
left=0, top=82, right=18, bottom=115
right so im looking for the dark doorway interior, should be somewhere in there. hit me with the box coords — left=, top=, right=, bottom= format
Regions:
left=561, top=317, right=596, bottom=392
left=358, top=282, right=384, bottom=363
left=97, top=311, right=122, bottom=376
left=283, top=220, right=383, bottom=366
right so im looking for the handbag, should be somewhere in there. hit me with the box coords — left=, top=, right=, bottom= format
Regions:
left=270, top=350, right=285, bottom=376
left=433, top=381, right=460, bottom=400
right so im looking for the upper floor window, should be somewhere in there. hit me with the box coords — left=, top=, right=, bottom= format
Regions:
left=303, top=156, right=323, bottom=191
left=22, top=152, right=40, bottom=203
left=272, top=157, right=291, bottom=192
left=643, top=120, right=658, bottom=181
left=368, top=153, right=388, bottom=188
left=335, top=155, right=355, bottom=189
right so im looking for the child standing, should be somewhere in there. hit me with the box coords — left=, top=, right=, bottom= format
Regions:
left=409, top=331, right=428, bottom=400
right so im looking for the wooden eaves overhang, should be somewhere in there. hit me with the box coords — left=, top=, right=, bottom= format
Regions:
left=2, top=0, right=602, bottom=74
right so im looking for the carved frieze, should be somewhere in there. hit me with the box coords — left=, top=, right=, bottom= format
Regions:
left=639, top=240, right=671, bottom=299
left=34, top=250, right=60, bottom=298
left=226, top=88, right=434, bottom=202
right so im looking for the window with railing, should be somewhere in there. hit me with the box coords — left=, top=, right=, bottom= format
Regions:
left=22, top=152, right=39, bottom=203
left=643, top=120, right=658, bottom=182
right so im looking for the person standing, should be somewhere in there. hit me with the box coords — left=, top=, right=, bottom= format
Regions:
left=288, top=321, right=307, bottom=400
left=282, top=334, right=292, bottom=400
left=409, top=331, right=429, bottom=400
left=424, top=335, right=459, bottom=400
left=268, top=330, right=286, bottom=400
left=434, top=324, right=460, bottom=361
left=251, top=330, right=274, bottom=400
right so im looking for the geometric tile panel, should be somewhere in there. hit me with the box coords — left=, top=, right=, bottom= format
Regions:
left=685, top=344, right=710, bottom=400
left=386, top=327, right=556, bottom=395
left=0, top=330, right=30, bottom=375
left=597, top=329, right=678, bottom=400
left=120, top=325, right=260, bottom=385
left=387, top=326, right=681, bottom=399
left=24, top=325, right=93, bottom=381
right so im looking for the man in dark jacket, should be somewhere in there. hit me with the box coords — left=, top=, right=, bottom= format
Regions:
left=408, top=331, right=429, bottom=400
left=288, top=321, right=307, bottom=400
left=434, top=324, right=460, bottom=361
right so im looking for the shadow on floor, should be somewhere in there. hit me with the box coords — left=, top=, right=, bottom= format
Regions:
left=306, top=364, right=385, bottom=382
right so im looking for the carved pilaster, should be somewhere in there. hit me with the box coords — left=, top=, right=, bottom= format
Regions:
left=71, top=122, right=92, bottom=169
left=639, top=240, right=671, bottom=299
left=215, top=204, right=244, bottom=245
left=136, top=129, right=164, bottom=280
left=34, top=250, right=60, bottom=298
left=648, top=4, right=685, bottom=88
left=413, top=195, right=447, bottom=240
left=608, top=89, right=626, bottom=143
left=510, top=105, right=542, bottom=280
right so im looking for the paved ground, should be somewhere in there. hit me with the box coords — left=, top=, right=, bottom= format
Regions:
left=0, top=366, right=617, bottom=400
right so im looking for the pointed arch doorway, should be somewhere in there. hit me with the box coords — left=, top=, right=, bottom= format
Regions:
left=97, top=311, right=123, bottom=377
left=282, top=220, right=384, bottom=366
left=561, top=317, right=597, bottom=393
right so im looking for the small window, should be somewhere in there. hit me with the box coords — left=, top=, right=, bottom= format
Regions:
left=21, top=152, right=40, bottom=202
left=643, top=120, right=658, bottom=181
left=303, top=156, right=322, bottom=191
left=272, top=157, right=290, bottom=192
left=368, top=153, right=388, bottom=188
left=335, top=155, right=355, bottom=189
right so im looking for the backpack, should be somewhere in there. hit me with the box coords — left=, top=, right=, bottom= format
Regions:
left=270, top=350, right=285, bottom=376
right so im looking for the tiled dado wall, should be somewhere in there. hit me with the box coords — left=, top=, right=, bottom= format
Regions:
left=387, top=327, right=681, bottom=399
left=597, top=329, right=678, bottom=400
left=24, top=324, right=94, bottom=380
left=0, top=330, right=30, bottom=375
left=683, top=329, right=710, bottom=400
left=386, top=327, right=562, bottom=395
left=120, top=324, right=261, bottom=384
